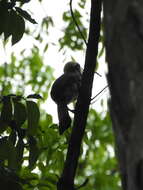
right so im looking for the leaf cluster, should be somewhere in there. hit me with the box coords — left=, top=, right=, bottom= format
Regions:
left=59, top=9, right=87, bottom=50
left=0, top=0, right=36, bottom=45
left=0, top=93, right=41, bottom=189
left=0, top=97, right=121, bottom=190
left=0, top=49, right=54, bottom=99
left=0, top=91, right=70, bottom=190
left=77, top=109, right=121, bottom=190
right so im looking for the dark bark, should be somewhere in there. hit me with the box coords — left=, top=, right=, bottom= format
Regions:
left=103, top=1, right=143, bottom=190
left=57, top=0, right=102, bottom=189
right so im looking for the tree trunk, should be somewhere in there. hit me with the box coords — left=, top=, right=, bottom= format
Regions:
left=103, top=1, right=143, bottom=190
left=57, top=0, right=102, bottom=189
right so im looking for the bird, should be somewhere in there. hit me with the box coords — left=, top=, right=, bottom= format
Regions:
left=50, top=62, right=82, bottom=135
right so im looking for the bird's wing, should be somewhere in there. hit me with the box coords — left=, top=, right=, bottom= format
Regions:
left=51, top=73, right=81, bottom=104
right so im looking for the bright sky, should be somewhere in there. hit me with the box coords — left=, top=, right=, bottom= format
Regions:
left=0, top=0, right=109, bottom=122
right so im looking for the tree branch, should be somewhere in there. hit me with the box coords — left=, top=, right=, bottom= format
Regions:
left=57, top=0, right=102, bottom=189
left=91, top=85, right=108, bottom=104
left=69, top=0, right=88, bottom=46
left=70, top=0, right=102, bottom=78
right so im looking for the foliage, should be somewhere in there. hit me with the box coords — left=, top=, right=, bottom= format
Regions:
left=0, top=0, right=119, bottom=190
left=0, top=48, right=54, bottom=99
left=0, top=99, right=121, bottom=190
left=59, top=9, right=87, bottom=50
left=0, top=0, right=37, bottom=45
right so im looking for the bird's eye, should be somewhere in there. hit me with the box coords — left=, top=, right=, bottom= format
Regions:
left=75, top=64, right=80, bottom=70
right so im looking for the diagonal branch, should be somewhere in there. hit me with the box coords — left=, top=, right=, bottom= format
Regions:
left=57, top=0, right=102, bottom=189
left=69, top=0, right=88, bottom=46
left=91, top=85, right=108, bottom=104
left=70, top=0, right=102, bottom=78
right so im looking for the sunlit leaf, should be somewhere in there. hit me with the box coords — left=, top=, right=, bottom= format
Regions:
left=46, top=114, right=53, bottom=126
left=78, top=0, right=86, bottom=8
left=21, top=167, right=39, bottom=180
left=98, top=45, right=104, bottom=58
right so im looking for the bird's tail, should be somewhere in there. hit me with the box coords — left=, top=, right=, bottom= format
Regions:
left=57, top=103, right=71, bottom=135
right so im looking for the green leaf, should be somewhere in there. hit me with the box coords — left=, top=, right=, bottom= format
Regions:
left=26, top=101, right=40, bottom=135
left=28, top=136, right=40, bottom=169
left=21, top=167, right=39, bottom=180
left=7, top=146, right=17, bottom=170
left=10, top=10, right=25, bottom=45
left=98, top=44, right=104, bottom=58
left=15, top=7, right=37, bottom=24
left=46, top=114, right=53, bottom=126
left=43, top=44, right=49, bottom=52
left=0, top=96, right=12, bottom=124
left=9, top=130, right=17, bottom=146
left=27, top=94, right=43, bottom=99
left=3, top=10, right=12, bottom=40
left=0, top=137, right=9, bottom=161
left=13, top=101, right=27, bottom=127
left=15, top=138, right=24, bottom=170
left=0, top=3, right=9, bottom=35
left=0, top=136, right=17, bottom=170
left=0, top=120, right=7, bottom=134
left=78, top=0, right=86, bottom=8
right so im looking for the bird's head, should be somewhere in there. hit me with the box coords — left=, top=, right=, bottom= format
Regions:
left=64, top=62, right=82, bottom=74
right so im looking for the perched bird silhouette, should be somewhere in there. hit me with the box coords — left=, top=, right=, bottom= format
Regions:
left=50, top=62, right=82, bottom=134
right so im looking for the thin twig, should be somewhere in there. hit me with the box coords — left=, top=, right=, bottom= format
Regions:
left=91, top=85, right=109, bottom=104
left=69, top=0, right=102, bottom=78
left=69, top=0, right=88, bottom=46
left=76, top=178, right=89, bottom=189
